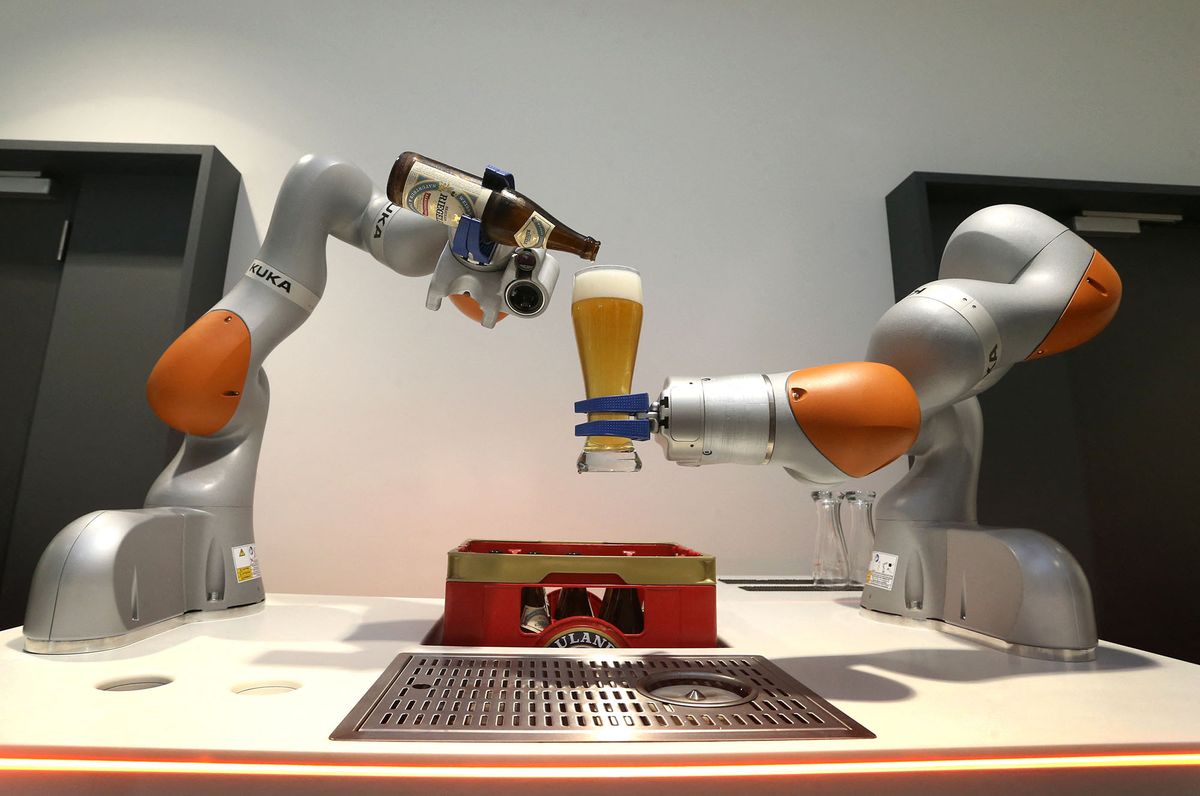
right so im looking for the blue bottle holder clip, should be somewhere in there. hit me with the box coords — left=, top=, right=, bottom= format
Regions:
left=449, top=165, right=515, bottom=265
left=450, top=217, right=496, bottom=264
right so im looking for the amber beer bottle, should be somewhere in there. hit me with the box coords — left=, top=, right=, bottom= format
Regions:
left=553, top=587, right=594, bottom=620
left=387, top=152, right=601, bottom=260
left=519, top=587, right=550, bottom=633
left=599, top=587, right=644, bottom=635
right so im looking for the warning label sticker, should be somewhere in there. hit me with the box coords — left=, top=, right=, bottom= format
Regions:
left=232, top=544, right=261, bottom=583
left=865, top=551, right=898, bottom=591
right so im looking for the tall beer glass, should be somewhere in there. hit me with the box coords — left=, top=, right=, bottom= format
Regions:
left=573, top=265, right=643, bottom=473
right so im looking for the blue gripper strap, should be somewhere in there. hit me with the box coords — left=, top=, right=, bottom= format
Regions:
left=574, top=419, right=651, bottom=440
left=574, top=392, right=651, bottom=440
left=574, top=393, right=650, bottom=414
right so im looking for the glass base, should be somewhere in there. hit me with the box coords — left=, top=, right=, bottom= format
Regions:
left=577, top=449, right=642, bottom=473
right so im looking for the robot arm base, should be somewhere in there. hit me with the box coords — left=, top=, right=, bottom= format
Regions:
left=861, top=520, right=1097, bottom=659
left=23, top=507, right=264, bottom=653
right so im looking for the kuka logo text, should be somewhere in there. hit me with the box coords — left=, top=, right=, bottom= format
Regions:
left=250, top=262, right=292, bottom=294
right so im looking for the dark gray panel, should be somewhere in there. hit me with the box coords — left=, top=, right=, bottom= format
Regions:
left=1065, top=226, right=1200, bottom=663
left=179, top=148, right=240, bottom=326
left=0, top=193, right=73, bottom=591
left=0, top=172, right=195, bottom=628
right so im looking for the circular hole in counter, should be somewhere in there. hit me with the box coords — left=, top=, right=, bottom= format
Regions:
left=232, top=680, right=302, bottom=696
left=97, top=676, right=173, bottom=692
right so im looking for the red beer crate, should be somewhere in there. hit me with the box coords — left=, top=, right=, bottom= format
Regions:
left=442, top=540, right=717, bottom=648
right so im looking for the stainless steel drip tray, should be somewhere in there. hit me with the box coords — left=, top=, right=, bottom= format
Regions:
left=331, top=653, right=873, bottom=742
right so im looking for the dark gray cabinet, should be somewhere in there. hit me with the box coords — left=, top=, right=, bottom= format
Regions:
left=0, top=141, right=240, bottom=629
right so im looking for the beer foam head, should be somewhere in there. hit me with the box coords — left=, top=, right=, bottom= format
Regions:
left=573, top=265, right=642, bottom=303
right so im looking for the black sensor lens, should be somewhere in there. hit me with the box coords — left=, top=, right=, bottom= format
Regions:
left=506, top=281, right=544, bottom=315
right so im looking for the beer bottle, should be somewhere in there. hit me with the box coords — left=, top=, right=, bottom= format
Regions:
left=519, top=587, right=550, bottom=633
left=599, top=587, right=644, bottom=635
left=387, top=152, right=601, bottom=261
left=553, top=587, right=594, bottom=620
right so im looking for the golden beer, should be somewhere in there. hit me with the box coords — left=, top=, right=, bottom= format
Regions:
left=572, top=265, right=643, bottom=473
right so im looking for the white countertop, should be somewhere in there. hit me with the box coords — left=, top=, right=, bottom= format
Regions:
left=1, top=584, right=1197, bottom=794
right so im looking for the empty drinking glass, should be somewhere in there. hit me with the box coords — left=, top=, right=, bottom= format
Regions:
left=841, top=490, right=877, bottom=587
left=811, top=490, right=848, bottom=587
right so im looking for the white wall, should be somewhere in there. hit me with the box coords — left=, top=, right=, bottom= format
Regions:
left=2, top=1, right=1197, bottom=597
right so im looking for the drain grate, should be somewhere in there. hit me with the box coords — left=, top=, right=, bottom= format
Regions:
left=332, top=653, right=873, bottom=742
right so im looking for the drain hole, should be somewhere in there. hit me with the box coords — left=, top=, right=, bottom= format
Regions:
left=97, top=676, right=172, bottom=692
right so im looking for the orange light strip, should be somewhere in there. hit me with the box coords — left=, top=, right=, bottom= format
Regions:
left=0, top=753, right=1197, bottom=779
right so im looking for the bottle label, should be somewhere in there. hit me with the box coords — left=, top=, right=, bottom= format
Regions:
left=515, top=210, right=555, bottom=249
left=400, top=165, right=492, bottom=227
left=545, top=629, right=618, bottom=649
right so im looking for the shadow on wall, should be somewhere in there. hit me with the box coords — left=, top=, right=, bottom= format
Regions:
left=223, top=179, right=263, bottom=291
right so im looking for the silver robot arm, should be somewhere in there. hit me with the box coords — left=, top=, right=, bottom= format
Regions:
left=632, top=205, right=1120, bottom=658
left=857, top=205, right=1120, bottom=658
left=24, top=154, right=560, bottom=652
left=651, top=364, right=920, bottom=485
